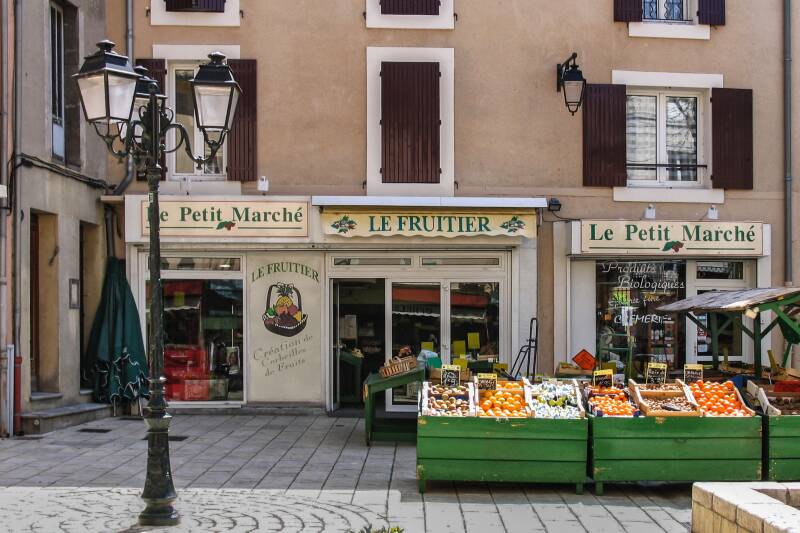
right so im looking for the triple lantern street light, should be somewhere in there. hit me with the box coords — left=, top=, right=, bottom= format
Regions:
left=73, top=39, right=242, bottom=527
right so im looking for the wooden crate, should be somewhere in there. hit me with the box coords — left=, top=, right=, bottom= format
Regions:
left=590, top=416, right=762, bottom=495
left=416, top=416, right=589, bottom=494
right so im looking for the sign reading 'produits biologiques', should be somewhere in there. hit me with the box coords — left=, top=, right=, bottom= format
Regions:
left=580, top=221, right=763, bottom=256
left=322, top=211, right=536, bottom=238
left=142, top=200, right=308, bottom=238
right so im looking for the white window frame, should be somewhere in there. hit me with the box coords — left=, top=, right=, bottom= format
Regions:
left=366, top=0, right=454, bottom=30
left=167, top=61, right=227, bottom=182
left=625, top=88, right=706, bottom=189
left=50, top=2, right=65, bottom=160
left=150, top=0, right=241, bottom=27
left=629, top=0, right=711, bottom=40
left=366, top=47, right=455, bottom=197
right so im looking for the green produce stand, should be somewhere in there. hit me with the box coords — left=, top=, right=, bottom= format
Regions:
left=363, top=367, right=425, bottom=446
left=416, top=416, right=589, bottom=494
left=590, top=416, right=762, bottom=495
left=764, top=415, right=800, bottom=480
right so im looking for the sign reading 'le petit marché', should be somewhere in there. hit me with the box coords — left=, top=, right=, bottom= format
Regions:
left=322, top=211, right=536, bottom=238
left=142, top=200, right=309, bottom=238
left=580, top=221, right=764, bottom=256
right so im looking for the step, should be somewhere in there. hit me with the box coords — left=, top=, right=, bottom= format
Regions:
left=20, top=403, right=112, bottom=435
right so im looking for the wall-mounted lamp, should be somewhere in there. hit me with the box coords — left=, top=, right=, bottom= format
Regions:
left=706, top=205, right=719, bottom=220
left=547, top=197, right=562, bottom=212
left=643, top=204, right=656, bottom=220
left=556, top=52, right=586, bottom=115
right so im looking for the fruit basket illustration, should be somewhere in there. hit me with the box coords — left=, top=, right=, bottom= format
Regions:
left=262, top=283, right=308, bottom=337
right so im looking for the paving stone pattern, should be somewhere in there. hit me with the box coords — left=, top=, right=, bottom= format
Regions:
left=0, top=415, right=692, bottom=532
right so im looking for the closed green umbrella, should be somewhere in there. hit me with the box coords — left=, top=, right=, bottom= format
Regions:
left=84, top=257, right=149, bottom=404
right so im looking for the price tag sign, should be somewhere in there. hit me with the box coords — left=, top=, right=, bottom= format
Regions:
left=646, top=362, right=668, bottom=385
left=684, top=364, right=704, bottom=384
left=593, top=369, right=613, bottom=388
left=477, top=373, right=497, bottom=391
left=441, top=365, right=461, bottom=387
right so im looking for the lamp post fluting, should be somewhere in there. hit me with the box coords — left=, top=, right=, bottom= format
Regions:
left=73, top=40, right=241, bottom=527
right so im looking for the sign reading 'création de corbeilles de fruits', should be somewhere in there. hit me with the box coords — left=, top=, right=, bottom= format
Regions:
left=580, top=220, right=764, bottom=256
left=141, top=200, right=309, bottom=238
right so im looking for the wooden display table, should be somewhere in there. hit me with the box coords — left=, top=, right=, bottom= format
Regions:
left=363, top=367, right=425, bottom=445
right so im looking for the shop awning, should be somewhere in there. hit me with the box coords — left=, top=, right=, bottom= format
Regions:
left=657, top=287, right=800, bottom=314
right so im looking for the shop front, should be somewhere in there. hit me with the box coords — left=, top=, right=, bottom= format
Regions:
left=124, top=195, right=544, bottom=411
left=561, top=220, right=771, bottom=375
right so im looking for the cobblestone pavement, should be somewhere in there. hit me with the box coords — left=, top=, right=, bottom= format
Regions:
left=0, top=415, right=691, bottom=532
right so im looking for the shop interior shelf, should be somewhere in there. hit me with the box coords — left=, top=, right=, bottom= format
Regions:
left=590, top=416, right=762, bottom=495
left=416, top=416, right=589, bottom=494
left=764, top=415, right=800, bottom=481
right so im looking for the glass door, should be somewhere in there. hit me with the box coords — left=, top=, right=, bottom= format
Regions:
left=387, top=282, right=442, bottom=411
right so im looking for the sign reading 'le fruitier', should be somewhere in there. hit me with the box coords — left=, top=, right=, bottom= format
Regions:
left=322, top=211, right=536, bottom=238
left=580, top=221, right=763, bottom=256
left=142, top=200, right=309, bottom=238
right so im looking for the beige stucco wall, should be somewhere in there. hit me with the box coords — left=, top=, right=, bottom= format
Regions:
left=15, top=0, right=109, bottom=412
left=105, top=0, right=799, bottom=372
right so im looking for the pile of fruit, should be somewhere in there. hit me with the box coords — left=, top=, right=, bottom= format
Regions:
left=263, top=283, right=304, bottom=328
left=689, top=380, right=752, bottom=417
left=640, top=397, right=696, bottom=413
left=429, top=384, right=468, bottom=398
left=770, top=397, right=800, bottom=415
left=588, top=385, right=625, bottom=396
left=529, top=382, right=582, bottom=419
left=639, top=383, right=681, bottom=391
left=478, top=390, right=528, bottom=418
left=425, top=395, right=471, bottom=416
left=588, top=392, right=637, bottom=417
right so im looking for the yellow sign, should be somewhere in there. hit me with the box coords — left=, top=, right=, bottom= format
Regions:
left=142, top=200, right=308, bottom=238
left=684, top=364, right=704, bottom=383
left=467, top=332, right=481, bottom=351
left=477, top=373, right=498, bottom=390
left=646, top=362, right=668, bottom=385
left=323, top=211, right=536, bottom=238
left=580, top=220, right=763, bottom=256
left=593, top=368, right=613, bottom=387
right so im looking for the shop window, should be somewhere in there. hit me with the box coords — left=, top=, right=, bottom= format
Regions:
left=595, top=260, right=686, bottom=372
left=449, top=282, right=499, bottom=358
left=696, top=261, right=744, bottom=280
left=333, top=257, right=412, bottom=266
left=169, top=63, right=226, bottom=181
left=146, top=279, right=244, bottom=402
left=626, top=91, right=705, bottom=187
left=421, top=257, right=500, bottom=266
left=159, top=257, right=241, bottom=272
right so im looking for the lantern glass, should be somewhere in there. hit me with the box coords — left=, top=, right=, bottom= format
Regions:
left=563, top=79, right=585, bottom=108
left=194, top=84, right=237, bottom=131
left=77, top=73, right=108, bottom=122
left=107, top=72, right=138, bottom=122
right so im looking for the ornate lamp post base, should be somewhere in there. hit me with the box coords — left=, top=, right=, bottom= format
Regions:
left=139, top=408, right=179, bottom=526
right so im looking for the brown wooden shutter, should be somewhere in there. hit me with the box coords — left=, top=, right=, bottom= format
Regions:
left=614, top=0, right=643, bottom=22
left=380, top=0, right=440, bottom=15
left=165, top=0, right=226, bottom=13
left=711, top=88, right=752, bottom=190
left=698, top=0, right=725, bottom=25
left=227, top=59, right=257, bottom=182
left=381, top=62, right=440, bottom=184
left=583, top=84, right=627, bottom=187
left=134, top=58, right=167, bottom=181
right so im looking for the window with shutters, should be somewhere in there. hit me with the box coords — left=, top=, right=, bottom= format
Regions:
left=152, top=0, right=239, bottom=26
left=366, top=0, right=454, bottom=29
left=618, top=0, right=724, bottom=40
left=168, top=62, right=226, bottom=181
left=626, top=89, right=706, bottom=187
left=367, top=47, right=454, bottom=196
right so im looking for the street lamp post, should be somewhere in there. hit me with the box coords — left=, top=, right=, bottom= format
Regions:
left=74, top=40, right=241, bottom=526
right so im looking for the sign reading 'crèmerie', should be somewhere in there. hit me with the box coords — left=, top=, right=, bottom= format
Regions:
left=580, top=221, right=763, bottom=256
left=322, top=211, right=536, bottom=238
left=141, top=200, right=309, bottom=238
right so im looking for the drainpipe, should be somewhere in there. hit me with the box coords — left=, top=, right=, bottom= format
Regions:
left=112, top=0, right=135, bottom=196
left=0, top=0, right=8, bottom=437
left=11, top=0, right=21, bottom=434
left=785, top=0, right=794, bottom=286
